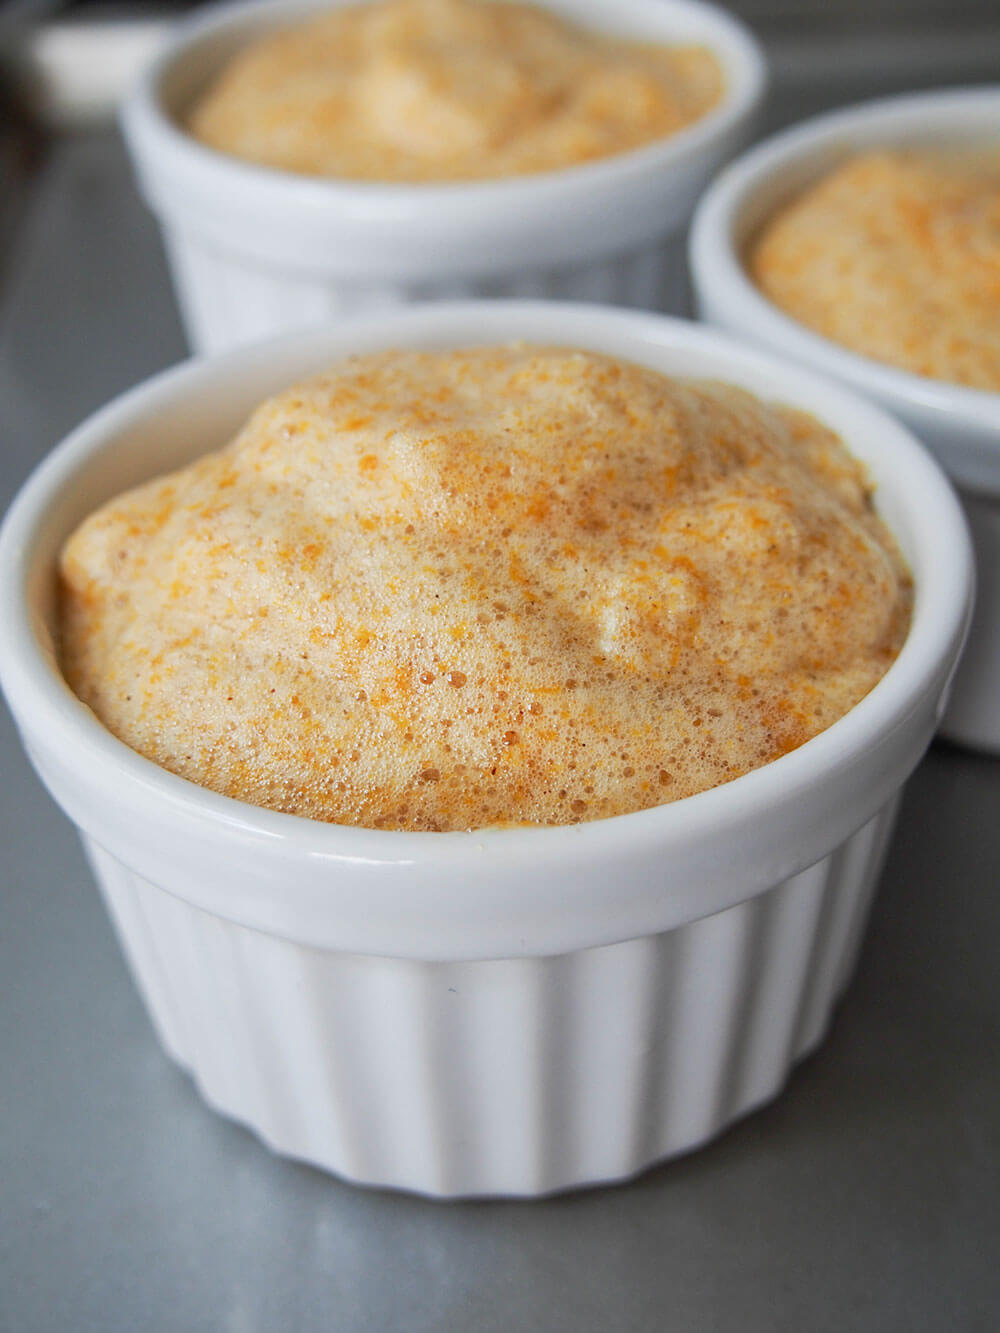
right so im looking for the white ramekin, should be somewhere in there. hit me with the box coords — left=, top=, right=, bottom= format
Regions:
left=120, top=0, right=766, bottom=354
left=0, top=303, right=972, bottom=1197
left=689, top=86, right=1000, bottom=752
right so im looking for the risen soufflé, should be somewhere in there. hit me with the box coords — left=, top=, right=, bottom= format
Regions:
left=58, top=346, right=911, bottom=832
left=750, top=149, right=1000, bottom=393
left=188, top=0, right=723, bottom=182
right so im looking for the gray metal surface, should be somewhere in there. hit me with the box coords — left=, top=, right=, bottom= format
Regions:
left=2, top=26, right=1000, bottom=1333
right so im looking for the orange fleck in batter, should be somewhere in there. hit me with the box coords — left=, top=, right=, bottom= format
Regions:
left=59, top=346, right=911, bottom=831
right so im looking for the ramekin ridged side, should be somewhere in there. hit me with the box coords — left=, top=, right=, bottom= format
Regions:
left=85, top=803, right=895, bottom=1197
left=0, top=304, right=973, bottom=1197
left=160, top=228, right=688, bottom=355
left=689, top=86, right=1000, bottom=751
left=121, top=0, right=766, bottom=353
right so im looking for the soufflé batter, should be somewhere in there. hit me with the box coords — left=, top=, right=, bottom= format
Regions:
left=751, top=149, right=1000, bottom=392
left=188, top=0, right=723, bottom=182
left=59, top=346, right=912, bottom=831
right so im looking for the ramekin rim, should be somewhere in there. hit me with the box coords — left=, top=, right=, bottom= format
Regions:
left=689, top=84, right=1000, bottom=437
left=0, top=301, right=973, bottom=879
left=120, top=0, right=768, bottom=210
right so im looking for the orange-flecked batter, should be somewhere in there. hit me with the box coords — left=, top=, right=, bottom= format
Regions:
left=188, top=0, right=723, bottom=182
left=750, top=149, right=1000, bottom=392
left=58, top=346, right=911, bottom=831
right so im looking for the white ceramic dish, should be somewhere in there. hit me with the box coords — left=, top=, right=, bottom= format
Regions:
left=689, top=86, right=1000, bottom=751
left=0, top=302, right=972, bottom=1197
left=120, top=0, right=766, bottom=353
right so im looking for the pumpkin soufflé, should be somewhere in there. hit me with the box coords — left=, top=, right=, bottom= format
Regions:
left=750, top=148, right=1000, bottom=392
left=58, top=346, right=911, bottom=831
left=188, top=0, right=724, bottom=182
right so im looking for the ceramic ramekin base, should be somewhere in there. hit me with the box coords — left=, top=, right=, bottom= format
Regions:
left=941, top=493, right=1000, bottom=750
left=123, top=0, right=765, bottom=354
left=163, top=227, right=687, bottom=354
left=86, top=800, right=896, bottom=1198
left=688, top=87, right=1000, bottom=753
left=0, top=305, right=972, bottom=1199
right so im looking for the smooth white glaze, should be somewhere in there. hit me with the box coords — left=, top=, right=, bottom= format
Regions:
left=689, top=86, right=1000, bottom=750
left=0, top=303, right=973, bottom=1194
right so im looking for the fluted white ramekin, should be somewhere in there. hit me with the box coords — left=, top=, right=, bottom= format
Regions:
left=120, top=0, right=766, bottom=353
left=0, top=303, right=972, bottom=1197
left=689, top=86, right=1000, bottom=752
